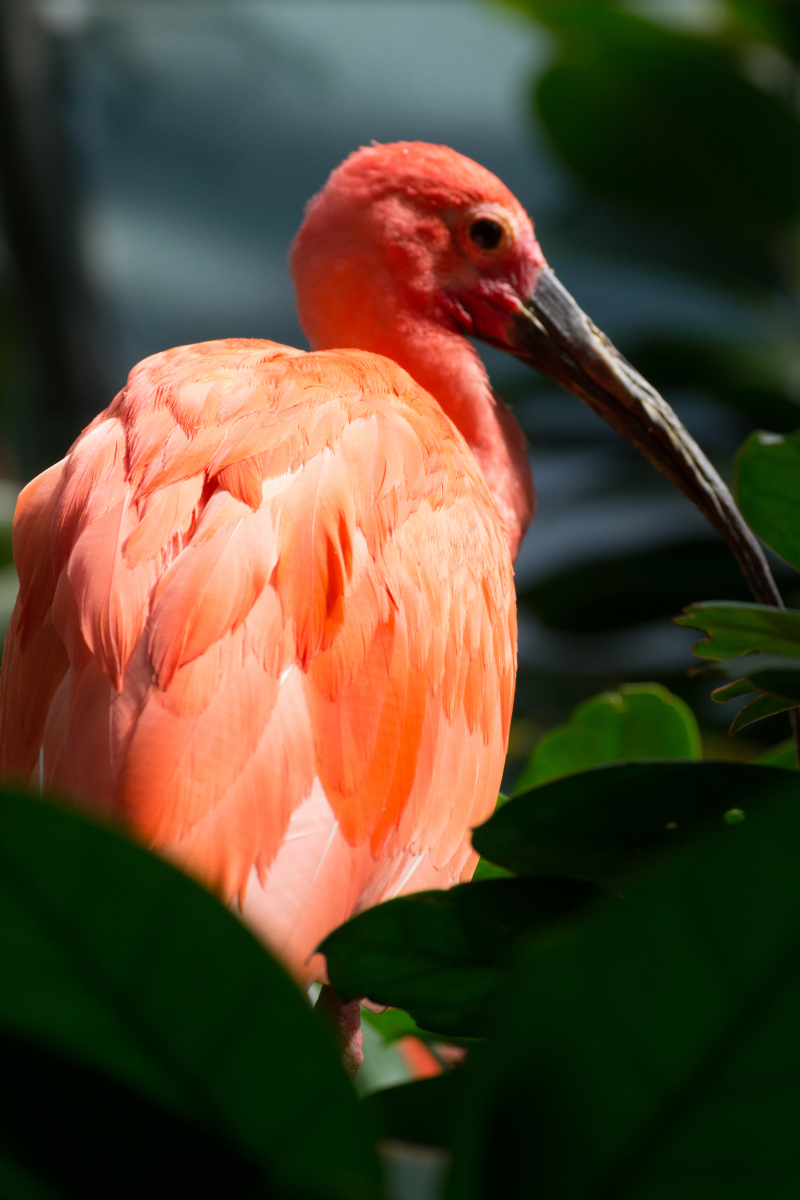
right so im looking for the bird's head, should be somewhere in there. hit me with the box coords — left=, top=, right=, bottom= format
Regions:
left=291, top=140, right=545, bottom=352
left=291, top=142, right=777, bottom=602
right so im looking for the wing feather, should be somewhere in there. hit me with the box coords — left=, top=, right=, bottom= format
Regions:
left=0, top=338, right=516, bottom=982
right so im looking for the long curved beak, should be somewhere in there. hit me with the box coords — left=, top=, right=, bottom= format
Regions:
left=493, top=267, right=781, bottom=607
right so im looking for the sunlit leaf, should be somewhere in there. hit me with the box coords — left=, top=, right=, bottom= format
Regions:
left=675, top=600, right=800, bottom=659
left=514, top=683, right=700, bottom=793
left=321, top=878, right=598, bottom=1038
left=472, top=761, right=798, bottom=887
left=448, top=776, right=800, bottom=1198
left=737, top=428, right=800, bottom=570
left=0, top=789, right=380, bottom=1200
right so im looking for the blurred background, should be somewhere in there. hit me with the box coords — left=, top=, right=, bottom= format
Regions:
left=2, top=0, right=800, bottom=785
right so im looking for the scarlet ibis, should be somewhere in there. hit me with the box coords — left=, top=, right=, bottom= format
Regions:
left=0, top=143, right=778, bottom=1064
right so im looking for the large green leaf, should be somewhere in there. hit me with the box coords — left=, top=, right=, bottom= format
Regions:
left=321, top=877, right=599, bottom=1038
left=448, top=769, right=800, bottom=1198
left=472, top=761, right=799, bottom=887
left=363, top=1073, right=464, bottom=1150
left=0, top=1028, right=259, bottom=1200
left=514, top=683, right=700, bottom=793
left=0, top=789, right=380, bottom=1200
left=675, top=601, right=800, bottom=659
left=527, top=2, right=800, bottom=255
left=736, top=429, right=800, bottom=570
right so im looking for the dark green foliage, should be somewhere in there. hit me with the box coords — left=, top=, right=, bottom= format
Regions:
left=472, top=761, right=798, bottom=887
left=737, top=429, right=800, bottom=571
left=626, top=337, right=800, bottom=434
left=526, top=2, right=800, bottom=274
left=0, top=1029, right=260, bottom=1200
left=677, top=604, right=800, bottom=732
left=322, top=877, right=599, bottom=1038
left=0, top=789, right=380, bottom=1200
left=448, top=779, right=800, bottom=1198
left=520, top=540, right=755, bottom=634
left=364, top=1073, right=464, bottom=1150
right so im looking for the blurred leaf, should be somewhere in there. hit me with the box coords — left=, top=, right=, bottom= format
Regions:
left=629, top=336, right=800, bottom=433
left=526, top=2, right=800, bottom=260
left=727, top=0, right=800, bottom=61
left=321, top=878, right=599, bottom=1038
left=472, top=760, right=798, bottom=887
left=520, top=540, right=753, bottom=634
left=675, top=600, right=800, bottom=658
left=448, top=771, right=800, bottom=1199
left=0, top=1028, right=260, bottom=1200
left=699, top=651, right=800, bottom=682
left=0, top=789, right=380, bottom=1200
left=755, top=735, right=798, bottom=768
left=746, top=668, right=800, bottom=701
left=363, top=1073, right=464, bottom=1150
left=515, top=683, right=700, bottom=793
left=737, top=428, right=800, bottom=569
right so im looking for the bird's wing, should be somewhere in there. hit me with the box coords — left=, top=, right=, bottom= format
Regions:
left=0, top=339, right=515, bottom=970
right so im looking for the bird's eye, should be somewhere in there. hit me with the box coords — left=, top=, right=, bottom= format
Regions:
left=469, top=218, right=505, bottom=251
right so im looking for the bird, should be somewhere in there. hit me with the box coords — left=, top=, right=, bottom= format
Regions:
left=0, top=142, right=778, bottom=1056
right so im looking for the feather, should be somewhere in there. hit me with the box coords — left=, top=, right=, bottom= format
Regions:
left=0, top=337, right=516, bottom=985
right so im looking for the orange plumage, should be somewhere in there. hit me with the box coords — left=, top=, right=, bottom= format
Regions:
left=0, top=143, right=539, bottom=984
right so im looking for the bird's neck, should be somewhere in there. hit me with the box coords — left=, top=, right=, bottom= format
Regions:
left=347, top=319, right=535, bottom=560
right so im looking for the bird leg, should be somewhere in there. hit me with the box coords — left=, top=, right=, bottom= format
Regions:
left=315, top=984, right=364, bottom=1079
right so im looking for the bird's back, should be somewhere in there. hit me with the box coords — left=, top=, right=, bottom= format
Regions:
left=0, top=338, right=516, bottom=981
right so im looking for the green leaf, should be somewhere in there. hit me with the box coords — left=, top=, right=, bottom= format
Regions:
left=448, top=769, right=800, bottom=1198
left=514, top=683, right=700, bottom=793
left=470, top=858, right=513, bottom=881
left=0, top=789, right=380, bottom=1200
left=0, top=1145, right=62, bottom=1200
left=472, top=761, right=799, bottom=888
left=755, top=738, right=798, bottom=770
left=729, top=691, right=797, bottom=735
left=709, top=677, right=757, bottom=704
left=736, top=428, right=800, bottom=570
left=675, top=601, right=800, bottom=659
left=0, top=1027, right=260, bottom=1200
left=528, top=3, right=800, bottom=256
left=749, top=669, right=800, bottom=703
left=363, top=1073, right=464, bottom=1150
left=321, top=877, right=599, bottom=1038
left=699, top=654, right=800, bottom=732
